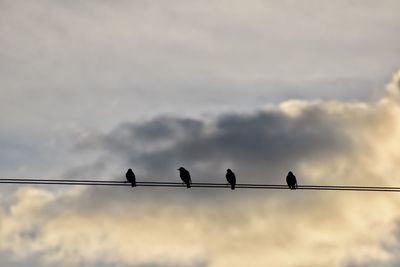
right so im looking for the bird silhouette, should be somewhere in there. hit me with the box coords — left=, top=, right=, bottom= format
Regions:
left=286, top=171, right=297, bottom=190
left=126, top=168, right=136, bottom=187
left=178, top=167, right=192, bottom=188
left=226, top=169, right=236, bottom=190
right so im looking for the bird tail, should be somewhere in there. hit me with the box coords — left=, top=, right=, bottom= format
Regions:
left=231, top=184, right=235, bottom=190
left=131, top=182, right=136, bottom=187
left=186, top=182, right=191, bottom=188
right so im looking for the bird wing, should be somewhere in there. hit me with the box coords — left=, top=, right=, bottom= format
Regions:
left=226, top=173, right=236, bottom=184
left=180, top=171, right=190, bottom=183
left=185, top=171, right=191, bottom=183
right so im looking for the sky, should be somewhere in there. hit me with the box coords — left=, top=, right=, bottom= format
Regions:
left=0, top=0, right=400, bottom=266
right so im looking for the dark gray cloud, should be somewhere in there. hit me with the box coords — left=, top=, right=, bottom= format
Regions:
left=76, top=105, right=353, bottom=184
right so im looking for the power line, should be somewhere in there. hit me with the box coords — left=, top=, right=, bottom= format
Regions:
left=1, top=178, right=400, bottom=192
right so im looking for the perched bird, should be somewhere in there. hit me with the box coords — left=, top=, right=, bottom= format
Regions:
left=126, top=168, right=136, bottom=187
left=178, top=167, right=192, bottom=188
left=226, top=169, right=236, bottom=190
left=286, top=171, right=298, bottom=190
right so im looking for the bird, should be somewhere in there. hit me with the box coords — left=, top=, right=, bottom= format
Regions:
left=125, top=168, right=136, bottom=187
left=286, top=171, right=298, bottom=190
left=178, top=167, right=192, bottom=188
left=226, top=169, right=236, bottom=190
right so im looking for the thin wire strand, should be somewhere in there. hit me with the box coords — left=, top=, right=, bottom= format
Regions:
left=1, top=178, right=400, bottom=192
left=4, top=178, right=398, bottom=189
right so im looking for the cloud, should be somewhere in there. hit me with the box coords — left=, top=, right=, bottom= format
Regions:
left=73, top=71, right=400, bottom=186
left=1, top=0, right=399, bottom=265
left=1, top=71, right=400, bottom=267
left=1, top=0, right=399, bottom=135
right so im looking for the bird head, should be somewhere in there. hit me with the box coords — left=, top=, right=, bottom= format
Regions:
left=178, top=167, right=185, bottom=171
left=227, top=168, right=232, bottom=172
left=288, top=171, right=293, bottom=175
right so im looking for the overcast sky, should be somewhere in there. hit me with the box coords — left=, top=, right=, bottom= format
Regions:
left=1, top=1, right=400, bottom=267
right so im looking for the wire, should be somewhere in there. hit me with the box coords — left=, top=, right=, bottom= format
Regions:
left=1, top=178, right=400, bottom=192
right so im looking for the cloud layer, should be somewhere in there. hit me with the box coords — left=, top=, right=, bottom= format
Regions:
left=1, top=1, right=399, bottom=265
left=1, top=72, right=400, bottom=267
left=1, top=0, right=399, bottom=133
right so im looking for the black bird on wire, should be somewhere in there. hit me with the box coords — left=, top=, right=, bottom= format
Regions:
left=286, top=171, right=298, bottom=190
left=125, top=168, right=136, bottom=187
left=226, top=169, right=236, bottom=190
left=178, top=167, right=192, bottom=188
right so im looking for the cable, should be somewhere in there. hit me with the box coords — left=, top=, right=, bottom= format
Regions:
left=1, top=178, right=400, bottom=192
